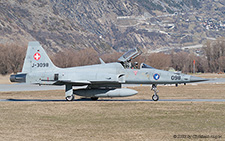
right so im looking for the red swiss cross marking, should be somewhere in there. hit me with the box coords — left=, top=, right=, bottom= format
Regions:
left=33, top=52, right=41, bottom=61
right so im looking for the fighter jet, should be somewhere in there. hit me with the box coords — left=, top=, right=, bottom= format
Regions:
left=10, top=41, right=208, bottom=101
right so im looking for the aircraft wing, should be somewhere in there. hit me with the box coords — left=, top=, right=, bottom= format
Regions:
left=54, top=80, right=91, bottom=86
left=40, top=72, right=125, bottom=87
left=53, top=80, right=121, bottom=89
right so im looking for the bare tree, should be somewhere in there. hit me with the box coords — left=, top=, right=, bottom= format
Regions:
left=0, top=44, right=25, bottom=75
left=141, top=53, right=172, bottom=70
left=100, top=52, right=123, bottom=63
left=218, top=56, right=225, bottom=72
left=171, top=51, right=189, bottom=73
left=74, top=48, right=99, bottom=66
left=204, top=37, right=225, bottom=72
left=52, top=48, right=99, bottom=68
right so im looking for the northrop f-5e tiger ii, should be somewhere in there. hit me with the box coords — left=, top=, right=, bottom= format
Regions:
left=10, top=41, right=208, bottom=101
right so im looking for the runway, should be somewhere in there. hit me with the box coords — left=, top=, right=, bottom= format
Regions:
left=1, top=98, right=225, bottom=102
left=0, top=84, right=64, bottom=92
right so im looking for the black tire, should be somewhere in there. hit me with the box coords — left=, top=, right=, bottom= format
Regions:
left=152, top=94, right=159, bottom=101
left=91, top=97, right=99, bottom=101
left=66, top=95, right=74, bottom=101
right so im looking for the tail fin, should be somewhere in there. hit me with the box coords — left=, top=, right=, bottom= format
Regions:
left=22, top=41, right=58, bottom=73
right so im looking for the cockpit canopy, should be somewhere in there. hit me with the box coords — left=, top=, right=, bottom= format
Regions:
left=118, top=48, right=142, bottom=62
left=117, top=48, right=156, bottom=69
left=118, top=48, right=142, bottom=69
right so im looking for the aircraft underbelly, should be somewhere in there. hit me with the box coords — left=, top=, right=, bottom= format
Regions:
left=74, top=88, right=137, bottom=97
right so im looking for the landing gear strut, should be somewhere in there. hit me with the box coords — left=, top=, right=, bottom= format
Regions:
left=151, top=84, right=159, bottom=101
left=65, top=84, right=74, bottom=101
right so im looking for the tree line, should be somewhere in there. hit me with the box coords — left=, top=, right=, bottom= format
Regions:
left=0, top=37, right=225, bottom=75
left=0, top=44, right=26, bottom=75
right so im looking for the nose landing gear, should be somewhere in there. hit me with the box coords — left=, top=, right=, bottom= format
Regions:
left=151, top=84, right=159, bottom=101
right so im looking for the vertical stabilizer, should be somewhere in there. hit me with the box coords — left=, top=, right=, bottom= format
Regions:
left=22, top=41, right=58, bottom=73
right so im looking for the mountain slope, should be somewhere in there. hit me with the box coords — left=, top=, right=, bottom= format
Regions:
left=0, top=0, right=224, bottom=53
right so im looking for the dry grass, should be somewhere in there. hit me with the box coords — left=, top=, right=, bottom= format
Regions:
left=0, top=83, right=225, bottom=141
left=0, top=75, right=12, bottom=84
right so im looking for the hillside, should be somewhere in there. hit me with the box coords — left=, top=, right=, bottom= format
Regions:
left=0, top=0, right=224, bottom=53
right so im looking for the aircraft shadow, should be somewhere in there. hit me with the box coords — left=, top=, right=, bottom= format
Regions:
left=3, top=98, right=225, bottom=102
left=6, top=99, right=65, bottom=102
left=5, top=98, right=152, bottom=102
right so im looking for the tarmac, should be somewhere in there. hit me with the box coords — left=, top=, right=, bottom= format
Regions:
left=0, top=83, right=64, bottom=92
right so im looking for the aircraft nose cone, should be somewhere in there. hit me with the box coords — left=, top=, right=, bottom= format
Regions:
left=190, top=76, right=208, bottom=82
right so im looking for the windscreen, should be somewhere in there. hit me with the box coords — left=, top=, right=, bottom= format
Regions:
left=141, top=63, right=155, bottom=69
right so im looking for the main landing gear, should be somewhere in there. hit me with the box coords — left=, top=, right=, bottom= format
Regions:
left=65, top=84, right=74, bottom=101
left=66, top=95, right=74, bottom=101
left=151, top=84, right=159, bottom=101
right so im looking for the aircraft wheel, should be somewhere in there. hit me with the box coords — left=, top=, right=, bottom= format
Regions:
left=66, top=95, right=74, bottom=101
left=91, top=97, right=99, bottom=101
left=152, top=94, right=159, bottom=101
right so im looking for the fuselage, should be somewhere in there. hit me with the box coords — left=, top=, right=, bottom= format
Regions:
left=11, top=62, right=205, bottom=86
